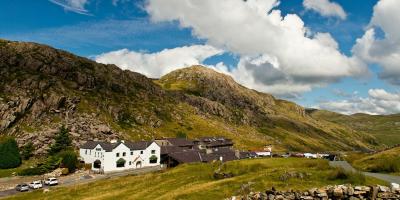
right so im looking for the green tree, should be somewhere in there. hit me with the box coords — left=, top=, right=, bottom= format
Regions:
left=176, top=131, right=187, bottom=139
left=21, top=142, right=34, bottom=160
left=0, top=137, right=21, bottom=169
left=59, top=151, right=78, bottom=173
left=48, top=126, right=72, bottom=155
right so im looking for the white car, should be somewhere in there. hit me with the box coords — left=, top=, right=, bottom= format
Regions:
left=29, top=181, right=43, bottom=189
left=44, top=178, right=58, bottom=186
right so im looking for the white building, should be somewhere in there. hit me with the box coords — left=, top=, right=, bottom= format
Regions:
left=79, top=140, right=160, bottom=173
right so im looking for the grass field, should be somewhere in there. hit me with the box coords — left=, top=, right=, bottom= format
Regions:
left=0, top=158, right=41, bottom=178
left=4, top=158, right=386, bottom=200
left=349, top=147, right=400, bottom=175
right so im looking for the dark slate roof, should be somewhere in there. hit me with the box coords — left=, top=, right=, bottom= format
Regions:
left=160, top=146, right=185, bottom=155
left=125, top=141, right=153, bottom=150
left=168, top=150, right=206, bottom=163
left=165, top=138, right=194, bottom=147
left=80, top=140, right=154, bottom=152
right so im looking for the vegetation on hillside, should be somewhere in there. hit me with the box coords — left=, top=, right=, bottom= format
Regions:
left=308, top=110, right=400, bottom=147
left=4, top=158, right=386, bottom=200
left=0, top=137, right=21, bottom=169
left=0, top=40, right=387, bottom=154
left=348, top=147, right=400, bottom=175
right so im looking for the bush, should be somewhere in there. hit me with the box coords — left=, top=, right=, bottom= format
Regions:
left=59, top=151, right=78, bottom=173
left=19, top=167, right=45, bottom=176
left=369, top=158, right=400, bottom=173
left=84, top=163, right=92, bottom=170
left=61, top=168, right=69, bottom=175
left=328, top=168, right=366, bottom=184
left=21, top=142, right=34, bottom=160
left=176, top=131, right=187, bottom=138
left=0, top=137, right=21, bottom=169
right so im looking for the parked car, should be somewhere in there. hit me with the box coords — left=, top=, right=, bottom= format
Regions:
left=29, top=180, right=43, bottom=189
left=15, top=184, right=29, bottom=192
left=44, top=178, right=58, bottom=186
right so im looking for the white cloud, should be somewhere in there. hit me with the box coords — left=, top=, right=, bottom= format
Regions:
left=49, top=0, right=90, bottom=15
left=317, top=89, right=400, bottom=115
left=352, top=0, right=400, bottom=85
left=145, top=0, right=368, bottom=96
left=95, top=45, right=223, bottom=78
left=303, top=0, right=347, bottom=20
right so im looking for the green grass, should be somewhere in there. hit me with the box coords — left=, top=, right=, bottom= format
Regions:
left=0, top=158, right=41, bottom=178
left=4, top=158, right=386, bottom=200
left=351, top=147, right=400, bottom=174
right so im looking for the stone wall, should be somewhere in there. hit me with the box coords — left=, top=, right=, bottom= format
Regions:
left=229, top=184, right=400, bottom=200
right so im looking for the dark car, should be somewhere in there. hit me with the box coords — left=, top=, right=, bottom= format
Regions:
left=15, top=184, right=29, bottom=192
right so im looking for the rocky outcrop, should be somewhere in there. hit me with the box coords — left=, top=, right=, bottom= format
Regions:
left=229, top=184, right=400, bottom=200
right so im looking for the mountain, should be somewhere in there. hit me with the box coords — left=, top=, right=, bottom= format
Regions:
left=308, top=109, right=400, bottom=147
left=0, top=39, right=381, bottom=154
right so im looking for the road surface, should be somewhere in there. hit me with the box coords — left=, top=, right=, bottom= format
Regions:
left=329, top=161, right=400, bottom=184
left=0, top=166, right=161, bottom=199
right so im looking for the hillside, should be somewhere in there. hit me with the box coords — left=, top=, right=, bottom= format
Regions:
left=308, top=109, right=400, bottom=147
left=348, top=147, right=400, bottom=175
left=3, top=158, right=386, bottom=200
left=0, top=39, right=381, bottom=153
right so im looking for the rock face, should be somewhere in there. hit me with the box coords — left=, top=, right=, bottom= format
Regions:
left=229, top=185, right=400, bottom=200
left=0, top=39, right=381, bottom=154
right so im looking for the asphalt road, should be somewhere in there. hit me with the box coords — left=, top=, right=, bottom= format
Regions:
left=329, top=161, right=400, bottom=184
left=0, top=166, right=161, bottom=199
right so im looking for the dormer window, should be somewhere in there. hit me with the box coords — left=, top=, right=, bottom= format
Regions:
left=151, top=150, right=156, bottom=154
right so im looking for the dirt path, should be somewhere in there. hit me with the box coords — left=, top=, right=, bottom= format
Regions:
left=329, top=161, right=400, bottom=184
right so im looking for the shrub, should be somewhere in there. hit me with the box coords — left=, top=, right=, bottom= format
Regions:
left=328, top=168, right=366, bottom=185
left=48, top=126, right=72, bottom=155
left=21, top=142, right=34, bottom=160
left=19, top=167, right=45, bottom=176
left=84, top=163, right=92, bottom=170
left=0, top=137, right=21, bottom=169
left=369, top=158, right=400, bottom=173
left=176, top=131, right=187, bottom=139
left=61, top=168, right=69, bottom=175
left=59, top=151, right=78, bottom=173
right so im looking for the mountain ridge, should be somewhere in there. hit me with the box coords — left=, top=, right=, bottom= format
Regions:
left=0, top=39, right=383, bottom=154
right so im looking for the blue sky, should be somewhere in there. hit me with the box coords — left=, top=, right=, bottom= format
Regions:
left=1, top=0, right=399, bottom=115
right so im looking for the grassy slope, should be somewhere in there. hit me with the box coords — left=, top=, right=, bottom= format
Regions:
left=309, top=110, right=400, bottom=147
left=5, top=158, right=386, bottom=200
left=349, top=147, right=400, bottom=175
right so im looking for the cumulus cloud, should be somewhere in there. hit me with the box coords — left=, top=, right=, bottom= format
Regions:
left=145, top=0, right=368, bottom=96
left=303, top=0, right=347, bottom=20
left=95, top=45, right=223, bottom=78
left=353, top=0, right=400, bottom=85
left=49, top=0, right=90, bottom=15
left=317, top=89, right=400, bottom=115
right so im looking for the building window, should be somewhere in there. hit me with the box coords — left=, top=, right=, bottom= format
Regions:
left=151, top=150, right=156, bottom=154
left=116, top=153, right=120, bottom=157
left=130, top=151, right=133, bottom=155
left=85, top=150, right=87, bottom=155
left=140, top=151, right=143, bottom=154
left=129, top=161, right=132, bottom=165
left=116, top=158, right=126, bottom=168
left=123, top=152, right=126, bottom=157
left=149, top=155, right=158, bottom=164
